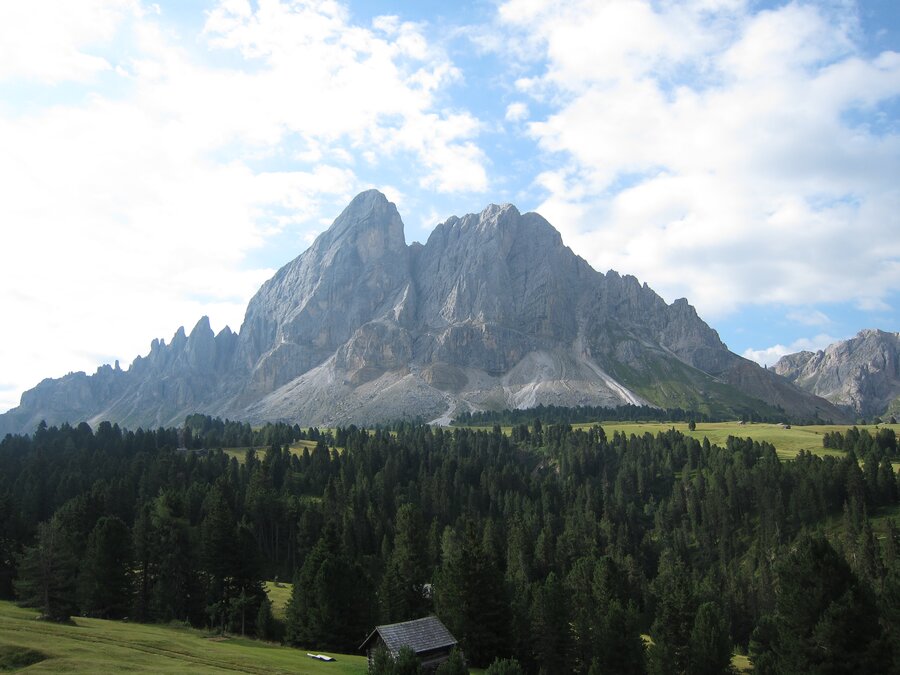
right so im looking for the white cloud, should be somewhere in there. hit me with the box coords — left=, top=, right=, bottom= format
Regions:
left=201, top=0, right=486, bottom=192
left=786, top=308, right=831, bottom=327
left=743, top=333, right=843, bottom=367
left=505, top=102, right=529, bottom=122
left=0, top=0, right=137, bottom=83
left=496, top=0, right=900, bottom=318
left=0, top=0, right=488, bottom=413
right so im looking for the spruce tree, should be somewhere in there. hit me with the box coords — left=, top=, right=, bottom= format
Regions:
left=648, top=550, right=695, bottom=674
left=380, top=504, right=430, bottom=622
left=435, top=648, right=467, bottom=675
left=78, top=516, right=133, bottom=618
left=751, top=533, right=889, bottom=674
left=14, top=518, right=78, bottom=622
left=434, top=519, right=510, bottom=667
left=285, top=529, right=371, bottom=651
left=688, top=602, right=732, bottom=675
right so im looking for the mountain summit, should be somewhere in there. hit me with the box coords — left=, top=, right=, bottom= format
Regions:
left=0, top=191, right=846, bottom=433
left=775, top=329, right=900, bottom=419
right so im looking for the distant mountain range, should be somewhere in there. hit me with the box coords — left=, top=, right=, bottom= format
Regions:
left=0, top=190, right=848, bottom=434
left=775, top=329, right=900, bottom=420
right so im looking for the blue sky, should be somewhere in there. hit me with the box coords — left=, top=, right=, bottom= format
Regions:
left=0, top=0, right=898, bottom=413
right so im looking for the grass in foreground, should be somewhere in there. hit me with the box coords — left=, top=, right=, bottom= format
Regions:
left=0, top=600, right=366, bottom=674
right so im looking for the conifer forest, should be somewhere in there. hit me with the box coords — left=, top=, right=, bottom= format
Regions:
left=1, top=418, right=899, bottom=673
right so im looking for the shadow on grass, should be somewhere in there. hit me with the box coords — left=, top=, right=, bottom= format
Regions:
left=0, top=645, right=48, bottom=671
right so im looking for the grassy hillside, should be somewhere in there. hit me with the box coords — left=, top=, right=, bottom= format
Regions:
left=0, top=601, right=367, bottom=674
left=604, top=350, right=784, bottom=420
left=263, top=581, right=292, bottom=620
left=470, top=420, right=898, bottom=463
left=223, top=440, right=327, bottom=464
left=583, top=421, right=875, bottom=460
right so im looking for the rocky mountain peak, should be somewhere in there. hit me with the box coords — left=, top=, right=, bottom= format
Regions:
left=317, top=189, right=406, bottom=262
left=189, top=316, right=213, bottom=340
left=775, top=329, right=900, bottom=417
left=233, top=190, right=413, bottom=393
left=477, top=202, right=518, bottom=226
left=171, top=326, right=187, bottom=347
left=0, top=190, right=852, bottom=433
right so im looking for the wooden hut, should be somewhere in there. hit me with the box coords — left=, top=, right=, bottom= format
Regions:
left=360, top=616, right=458, bottom=670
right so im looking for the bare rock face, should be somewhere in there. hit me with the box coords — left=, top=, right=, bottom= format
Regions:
left=235, top=190, right=411, bottom=395
left=0, top=190, right=849, bottom=434
left=775, top=330, right=900, bottom=418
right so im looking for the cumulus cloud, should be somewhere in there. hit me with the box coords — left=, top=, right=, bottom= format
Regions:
left=496, top=0, right=900, bottom=319
left=0, top=0, right=488, bottom=413
left=201, top=0, right=487, bottom=192
left=505, top=102, right=529, bottom=122
left=0, top=0, right=137, bottom=83
left=743, top=333, right=843, bottom=367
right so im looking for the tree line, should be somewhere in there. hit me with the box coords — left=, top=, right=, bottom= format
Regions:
left=450, top=403, right=817, bottom=427
left=822, top=425, right=897, bottom=457
left=1, top=418, right=899, bottom=672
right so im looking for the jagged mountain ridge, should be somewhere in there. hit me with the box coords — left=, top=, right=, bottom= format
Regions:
left=0, top=190, right=847, bottom=433
left=775, top=329, right=900, bottom=418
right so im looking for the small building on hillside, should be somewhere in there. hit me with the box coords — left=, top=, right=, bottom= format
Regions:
left=360, top=616, right=458, bottom=671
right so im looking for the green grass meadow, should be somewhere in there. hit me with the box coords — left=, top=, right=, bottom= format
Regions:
left=0, top=601, right=366, bottom=674
left=473, top=420, right=898, bottom=464
left=263, top=581, right=292, bottom=621
left=222, top=440, right=326, bottom=464
left=585, top=421, right=863, bottom=460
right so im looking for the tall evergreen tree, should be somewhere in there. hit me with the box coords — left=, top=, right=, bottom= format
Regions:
left=751, top=533, right=889, bottom=674
left=151, top=492, right=202, bottom=624
left=285, top=528, right=371, bottom=651
left=77, top=515, right=133, bottom=618
left=434, top=520, right=510, bottom=667
left=380, top=504, right=430, bottom=622
left=688, top=601, right=732, bottom=675
left=14, top=517, right=78, bottom=621
left=530, top=571, right=570, bottom=673
left=201, top=483, right=239, bottom=631
left=648, top=550, right=695, bottom=675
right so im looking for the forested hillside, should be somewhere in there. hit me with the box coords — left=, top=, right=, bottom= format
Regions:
left=1, top=418, right=899, bottom=673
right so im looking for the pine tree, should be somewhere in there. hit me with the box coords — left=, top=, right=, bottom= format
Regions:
left=77, top=516, right=133, bottom=618
left=285, top=530, right=371, bottom=651
left=434, top=647, right=467, bottom=675
left=434, top=520, right=510, bottom=667
left=132, top=503, right=156, bottom=622
left=151, top=492, right=201, bottom=624
left=688, top=601, right=732, bottom=675
left=380, top=504, right=430, bottom=622
left=256, top=595, right=276, bottom=641
left=393, top=646, right=424, bottom=675
left=14, top=518, right=78, bottom=622
left=530, top=571, right=570, bottom=672
left=648, top=550, right=695, bottom=674
left=485, top=657, right=525, bottom=675
left=752, top=533, right=889, bottom=674
left=570, top=555, right=646, bottom=675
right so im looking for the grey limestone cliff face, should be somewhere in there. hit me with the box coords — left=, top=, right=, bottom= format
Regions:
left=775, top=329, right=900, bottom=418
left=412, top=204, right=591, bottom=372
left=0, top=190, right=850, bottom=434
left=234, top=190, right=412, bottom=396
left=1, top=316, right=238, bottom=434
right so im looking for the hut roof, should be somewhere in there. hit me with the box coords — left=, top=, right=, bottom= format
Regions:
left=360, top=616, right=457, bottom=655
